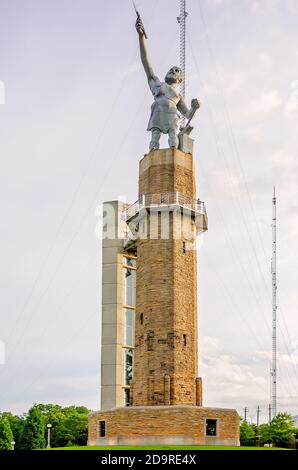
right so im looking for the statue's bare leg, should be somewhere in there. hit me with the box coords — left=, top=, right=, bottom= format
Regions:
left=149, top=128, right=161, bottom=150
left=168, top=128, right=179, bottom=149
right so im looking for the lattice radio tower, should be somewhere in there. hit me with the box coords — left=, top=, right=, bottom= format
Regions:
left=271, top=187, right=277, bottom=418
left=177, top=0, right=188, bottom=125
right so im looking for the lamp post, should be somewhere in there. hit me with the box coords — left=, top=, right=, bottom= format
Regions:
left=46, top=423, right=52, bottom=449
left=11, top=441, right=15, bottom=450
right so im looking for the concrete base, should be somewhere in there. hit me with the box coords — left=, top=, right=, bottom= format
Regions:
left=88, top=405, right=240, bottom=447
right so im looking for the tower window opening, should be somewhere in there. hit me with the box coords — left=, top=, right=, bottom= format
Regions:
left=147, top=331, right=154, bottom=351
left=182, top=241, right=186, bottom=253
left=99, top=420, right=106, bottom=437
left=183, top=334, right=187, bottom=347
left=206, top=419, right=217, bottom=436
left=140, top=313, right=144, bottom=325
left=124, top=388, right=130, bottom=407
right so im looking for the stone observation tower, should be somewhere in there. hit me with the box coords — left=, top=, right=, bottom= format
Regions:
left=88, top=7, right=239, bottom=446
left=132, top=149, right=203, bottom=408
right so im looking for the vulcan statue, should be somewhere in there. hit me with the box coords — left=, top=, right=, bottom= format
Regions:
left=135, top=17, right=200, bottom=151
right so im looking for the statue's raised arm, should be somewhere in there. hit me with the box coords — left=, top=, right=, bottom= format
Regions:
left=136, top=18, right=154, bottom=81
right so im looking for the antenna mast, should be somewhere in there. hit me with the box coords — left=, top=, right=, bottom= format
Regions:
left=271, top=187, right=277, bottom=418
left=177, top=1, right=188, bottom=124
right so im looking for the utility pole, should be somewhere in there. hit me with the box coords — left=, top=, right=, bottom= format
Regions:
left=177, top=0, right=188, bottom=125
left=256, top=406, right=260, bottom=426
left=244, top=407, right=248, bottom=422
left=268, top=404, right=272, bottom=423
left=271, top=187, right=277, bottom=418
left=46, top=423, right=52, bottom=448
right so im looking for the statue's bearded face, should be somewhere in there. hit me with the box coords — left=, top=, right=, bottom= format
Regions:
left=165, top=66, right=183, bottom=85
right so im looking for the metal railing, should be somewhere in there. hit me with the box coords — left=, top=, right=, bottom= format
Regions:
left=124, top=192, right=206, bottom=221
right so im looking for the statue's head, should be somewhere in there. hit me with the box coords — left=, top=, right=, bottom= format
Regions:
left=165, top=66, right=183, bottom=85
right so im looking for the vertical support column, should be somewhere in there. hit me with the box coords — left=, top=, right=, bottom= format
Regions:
left=148, top=375, right=154, bottom=406
left=196, top=377, right=203, bottom=406
left=101, top=200, right=130, bottom=410
left=164, top=375, right=171, bottom=405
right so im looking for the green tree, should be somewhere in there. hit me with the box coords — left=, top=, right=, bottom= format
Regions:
left=19, top=406, right=45, bottom=450
left=34, top=404, right=65, bottom=448
left=32, top=403, right=89, bottom=448
left=270, top=412, right=296, bottom=447
left=259, top=413, right=296, bottom=447
left=258, top=422, right=273, bottom=444
left=1, top=412, right=23, bottom=450
left=55, top=406, right=89, bottom=447
left=240, top=419, right=256, bottom=446
left=0, top=416, right=14, bottom=450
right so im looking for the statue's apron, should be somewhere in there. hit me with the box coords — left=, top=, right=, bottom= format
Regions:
left=147, top=76, right=181, bottom=133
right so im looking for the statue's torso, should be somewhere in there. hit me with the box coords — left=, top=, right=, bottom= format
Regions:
left=147, top=76, right=181, bottom=132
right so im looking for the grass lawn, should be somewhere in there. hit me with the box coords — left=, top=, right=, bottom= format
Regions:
left=51, top=445, right=289, bottom=450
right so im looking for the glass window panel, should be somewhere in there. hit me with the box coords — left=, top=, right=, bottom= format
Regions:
left=124, top=257, right=136, bottom=268
left=125, top=309, right=134, bottom=346
left=125, top=268, right=136, bottom=307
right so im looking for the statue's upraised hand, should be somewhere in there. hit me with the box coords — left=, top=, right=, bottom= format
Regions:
left=136, top=18, right=145, bottom=36
left=191, top=98, right=200, bottom=111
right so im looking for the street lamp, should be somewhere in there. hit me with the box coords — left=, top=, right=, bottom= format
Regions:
left=46, top=423, right=52, bottom=449
left=11, top=441, right=15, bottom=450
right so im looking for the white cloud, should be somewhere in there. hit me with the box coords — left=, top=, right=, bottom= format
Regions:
left=0, top=80, right=5, bottom=104
left=125, top=62, right=140, bottom=76
left=207, top=0, right=224, bottom=6
left=0, top=341, right=5, bottom=365
left=279, top=351, right=298, bottom=366
left=288, top=0, right=298, bottom=15
left=284, top=80, right=298, bottom=120
left=203, top=68, right=245, bottom=97
left=201, top=336, right=220, bottom=356
left=200, top=337, right=268, bottom=412
left=243, top=126, right=264, bottom=143
left=257, top=52, right=273, bottom=68
left=271, top=149, right=295, bottom=168
left=251, top=0, right=279, bottom=15
left=249, top=89, right=282, bottom=114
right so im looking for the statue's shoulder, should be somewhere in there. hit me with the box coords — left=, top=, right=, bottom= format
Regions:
left=148, top=74, right=161, bottom=85
left=148, top=75, right=162, bottom=95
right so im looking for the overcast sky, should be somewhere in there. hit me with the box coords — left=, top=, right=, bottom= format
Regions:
left=0, top=0, right=298, bottom=423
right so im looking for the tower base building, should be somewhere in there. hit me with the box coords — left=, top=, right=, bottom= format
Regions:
left=88, top=406, right=239, bottom=446
left=89, top=149, right=240, bottom=446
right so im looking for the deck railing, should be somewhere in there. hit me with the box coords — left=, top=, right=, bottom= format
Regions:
left=124, top=192, right=206, bottom=221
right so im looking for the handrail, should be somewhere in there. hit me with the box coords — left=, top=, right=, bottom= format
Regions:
left=124, top=192, right=206, bottom=221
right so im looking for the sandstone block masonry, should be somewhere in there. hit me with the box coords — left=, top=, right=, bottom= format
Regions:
left=88, top=406, right=240, bottom=446
left=132, top=149, right=200, bottom=406
left=88, top=148, right=240, bottom=446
